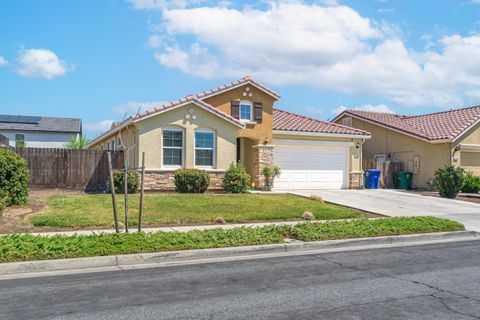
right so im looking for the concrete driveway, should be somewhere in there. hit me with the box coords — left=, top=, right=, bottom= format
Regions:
left=289, top=189, right=480, bottom=231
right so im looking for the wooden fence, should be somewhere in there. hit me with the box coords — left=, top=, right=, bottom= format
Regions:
left=3, top=147, right=124, bottom=191
left=363, top=159, right=404, bottom=189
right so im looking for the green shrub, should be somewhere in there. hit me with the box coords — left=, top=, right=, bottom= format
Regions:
left=434, top=165, right=465, bottom=198
left=0, top=191, right=9, bottom=213
left=223, top=162, right=251, bottom=193
left=0, top=148, right=29, bottom=205
left=113, top=171, right=140, bottom=194
left=461, top=172, right=480, bottom=194
left=174, top=169, right=210, bottom=193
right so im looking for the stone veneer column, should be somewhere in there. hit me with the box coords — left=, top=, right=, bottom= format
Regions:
left=252, top=144, right=275, bottom=188
left=349, top=171, right=363, bottom=189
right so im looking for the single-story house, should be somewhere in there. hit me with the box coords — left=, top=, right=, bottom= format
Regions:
left=0, top=114, right=82, bottom=148
left=87, top=76, right=371, bottom=190
left=332, top=107, right=480, bottom=188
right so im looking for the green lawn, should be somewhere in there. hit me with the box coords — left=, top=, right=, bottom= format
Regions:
left=0, top=217, right=464, bottom=263
left=30, top=193, right=362, bottom=228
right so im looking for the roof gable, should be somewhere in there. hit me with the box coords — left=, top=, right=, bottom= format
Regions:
left=132, top=98, right=245, bottom=128
left=337, top=106, right=480, bottom=142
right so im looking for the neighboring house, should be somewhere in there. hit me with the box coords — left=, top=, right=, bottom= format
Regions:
left=87, top=76, right=371, bottom=190
left=0, top=114, right=82, bottom=148
left=333, top=107, right=480, bottom=188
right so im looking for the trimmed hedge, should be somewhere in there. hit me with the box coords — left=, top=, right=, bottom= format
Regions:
left=223, top=162, right=251, bottom=193
left=174, top=169, right=210, bottom=193
left=0, top=148, right=29, bottom=206
left=434, top=165, right=465, bottom=198
left=461, top=172, right=480, bottom=194
left=113, top=171, right=140, bottom=194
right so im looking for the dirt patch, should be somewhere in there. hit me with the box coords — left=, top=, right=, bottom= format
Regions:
left=0, top=188, right=87, bottom=233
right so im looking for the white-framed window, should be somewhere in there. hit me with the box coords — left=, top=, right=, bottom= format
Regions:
left=240, top=101, right=252, bottom=121
left=195, top=129, right=215, bottom=168
left=163, top=128, right=184, bottom=167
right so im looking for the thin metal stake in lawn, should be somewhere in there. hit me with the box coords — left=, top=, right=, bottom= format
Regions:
left=107, top=152, right=119, bottom=233
left=124, top=164, right=129, bottom=233
left=138, top=152, right=145, bottom=232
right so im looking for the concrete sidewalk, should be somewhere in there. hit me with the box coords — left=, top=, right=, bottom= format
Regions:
left=8, top=220, right=321, bottom=237
left=290, top=189, right=480, bottom=231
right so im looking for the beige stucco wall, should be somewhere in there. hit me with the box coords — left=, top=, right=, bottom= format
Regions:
left=135, top=103, right=239, bottom=170
left=272, top=133, right=365, bottom=188
left=90, top=126, right=138, bottom=168
left=336, top=116, right=451, bottom=188
left=454, top=123, right=480, bottom=175
left=203, top=84, right=276, bottom=144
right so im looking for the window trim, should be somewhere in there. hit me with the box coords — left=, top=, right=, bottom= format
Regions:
left=162, top=127, right=184, bottom=168
left=15, top=134, right=25, bottom=148
left=194, top=129, right=215, bottom=169
left=239, top=101, right=253, bottom=122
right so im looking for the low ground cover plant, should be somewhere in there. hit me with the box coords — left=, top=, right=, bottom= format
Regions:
left=174, top=169, right=210, bottom=193
left=0, top=217, right=463, bottom=263
left=0, top=148, right=29, bottom=210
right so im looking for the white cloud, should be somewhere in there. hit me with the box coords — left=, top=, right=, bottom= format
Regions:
left=332, top=104, right=394, bottom=115
left=147, top=2, right=480, bottom=108
left=111, top=100, right=167, bottom=115
left=84, top=120, right=115, bottom=136
left=146, top=35, right=164, bottom=48
left=16, top=49, right=71, bottom=79
left=0, top=56, right=7, bottom=66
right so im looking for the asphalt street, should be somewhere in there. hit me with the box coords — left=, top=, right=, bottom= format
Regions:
left=2, top=240, right=480, bottom=319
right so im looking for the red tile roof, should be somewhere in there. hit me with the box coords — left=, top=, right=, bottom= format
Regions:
left=342, top=106, right=480, bottom=141
left=194, top=75, right=281, bottom=100
left=273, top=108, right=370, bottom=136
left=132, top=97, right=245, bottom=128
left=130, top=76, right=281, bottom=125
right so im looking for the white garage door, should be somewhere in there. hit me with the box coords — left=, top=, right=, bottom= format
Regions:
left=274, top=142, right=349, bottom=190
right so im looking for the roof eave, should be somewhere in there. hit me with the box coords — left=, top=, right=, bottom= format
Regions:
left=85, top=118, right=133, bottom=148
left=273, top=129, right=371, bottom=139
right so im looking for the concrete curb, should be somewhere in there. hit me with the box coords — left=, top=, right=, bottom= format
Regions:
left=0, top=231, right=477, bottom=276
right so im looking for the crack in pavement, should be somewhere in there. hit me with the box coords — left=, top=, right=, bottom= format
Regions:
left=314, top=254, right=480, bottom=319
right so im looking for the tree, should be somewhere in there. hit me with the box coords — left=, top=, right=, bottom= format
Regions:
left=65, top=135, right=89, bottom=149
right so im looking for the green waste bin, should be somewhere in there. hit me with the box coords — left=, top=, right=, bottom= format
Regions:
left=397, top=171, right=413, bottom=190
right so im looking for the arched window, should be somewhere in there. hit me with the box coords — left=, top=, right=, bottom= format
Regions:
left=195, top=128, right=215, bottom=168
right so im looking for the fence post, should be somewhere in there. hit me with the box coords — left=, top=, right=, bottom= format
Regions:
left=138, top=152, right=145, bottom=233
left=124, top=164, right=129, bottom=233
left=107, top=152, right=120, bottom=233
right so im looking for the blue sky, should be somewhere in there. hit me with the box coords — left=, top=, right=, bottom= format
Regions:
left=1, top=0, right=480, bottom=138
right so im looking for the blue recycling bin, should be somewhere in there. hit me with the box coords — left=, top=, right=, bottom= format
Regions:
left=365, top=169, right=381, bottom=189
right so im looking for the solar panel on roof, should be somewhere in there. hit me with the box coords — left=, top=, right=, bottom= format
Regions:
left=0, top=115, right=41, bottom=124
